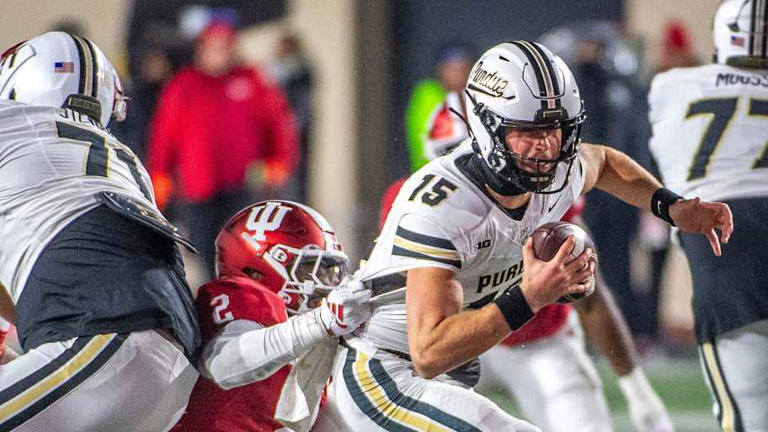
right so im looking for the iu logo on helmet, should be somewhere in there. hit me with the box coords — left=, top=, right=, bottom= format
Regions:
left=241, top=202, right=292, bottom=250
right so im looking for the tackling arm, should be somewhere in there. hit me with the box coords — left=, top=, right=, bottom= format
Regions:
left=202, top=308, right=332, bottom=389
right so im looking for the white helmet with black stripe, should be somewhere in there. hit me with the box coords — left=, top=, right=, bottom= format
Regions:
left=0, top=31, right=127, bottom=126
left=464, top=41, right=585, bottom=195
left=714, top=0, right=768, bottom=68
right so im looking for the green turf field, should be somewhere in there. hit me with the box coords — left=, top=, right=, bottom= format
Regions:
left=478, top=355, right=720, bottom=432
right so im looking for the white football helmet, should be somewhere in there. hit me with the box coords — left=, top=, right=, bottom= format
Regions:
left=714, top=0, right=768, bottom=68
left=0, top=32, right=127, bottom=126
left=464, top=41, right=584, bottom=195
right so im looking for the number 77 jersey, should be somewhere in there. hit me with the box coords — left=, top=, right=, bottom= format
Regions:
left=649, top=63, right=768, bottom=201
left=0, top=100, right=157, bottom=302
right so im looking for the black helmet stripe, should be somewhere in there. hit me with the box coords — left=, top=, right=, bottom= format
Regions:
left=755, top=0, right=768, bottom=57
left=511, top=41, right=558, bottom=109
left=82, top=38, right=100, bottom=98
left=67, top=34, right=87, bottom=95
left=69, top=34, right=94, bottom=97
left=524, top=41, right=562, bottom=97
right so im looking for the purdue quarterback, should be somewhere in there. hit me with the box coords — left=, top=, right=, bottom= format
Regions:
left=313, top=41, right=732, bottom=431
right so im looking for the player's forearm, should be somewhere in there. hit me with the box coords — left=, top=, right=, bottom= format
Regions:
left=591, top=144, right=663, bottom=211
left=203, top=309, right=331, bottom=389
left=409, top=304, right=510, bottom=379
left=575, top=285, right=637, bottom=376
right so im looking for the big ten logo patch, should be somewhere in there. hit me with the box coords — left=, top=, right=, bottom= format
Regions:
left=241, top=202, right=292, bottom=250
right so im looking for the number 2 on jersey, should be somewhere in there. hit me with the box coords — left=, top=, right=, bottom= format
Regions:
left=55, top=122, right=153, bottom=201
left=408, top=174, right=458, bottom=206
left=211, top=294, right=235, bottom=324
left=686, top=97, right=768, bottom=180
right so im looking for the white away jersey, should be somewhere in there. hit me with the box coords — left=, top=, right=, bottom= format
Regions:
left=0, top=100, right=156, bottom=302
left=649, top=64, right=768, bottom=201
left=351, top=141, right=585, bottom=353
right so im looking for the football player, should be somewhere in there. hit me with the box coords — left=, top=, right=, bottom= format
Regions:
left=173, top=200, right=372, bottom=432
left=384, top=94, right=673, bottom=432
left=648, top=1, right=768, bottom=430
left=0, top=33, right=200, bottom=431
left=313, top=41, right=732, bottom=432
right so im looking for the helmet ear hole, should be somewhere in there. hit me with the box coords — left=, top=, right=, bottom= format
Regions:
left=242, top=267, right=264, bottom=280
left=481, top=111, right=495, bottom=127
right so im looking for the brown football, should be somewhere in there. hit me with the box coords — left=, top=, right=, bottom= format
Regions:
left=530, top=221, right=598, bottom=303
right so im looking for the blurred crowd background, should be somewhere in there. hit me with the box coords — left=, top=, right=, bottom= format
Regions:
left=0, top=1, right=724, bottom=429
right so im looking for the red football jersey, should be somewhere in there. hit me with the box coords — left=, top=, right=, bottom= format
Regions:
left=173, top=276, right=292, bottom=432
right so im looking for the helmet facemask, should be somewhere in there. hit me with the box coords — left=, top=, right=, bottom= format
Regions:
left=263, top=245, right=350, bottom=315
left=111, top=73, right=128, bottom=122
left=467, top=89, right=584, bottom=195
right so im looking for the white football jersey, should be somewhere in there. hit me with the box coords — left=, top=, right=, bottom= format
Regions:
left=649, top=64, right=768, bottom=201
left=0, top=100, right=156, bottom=302
left=351, top=141, right=585, bottom=354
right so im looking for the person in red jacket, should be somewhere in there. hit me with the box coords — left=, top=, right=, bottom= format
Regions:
left=173, top=200, right=372, bottom=432
left=378, top=98, right=673, bottom=432
left=148, top=21, right=299, bottom=280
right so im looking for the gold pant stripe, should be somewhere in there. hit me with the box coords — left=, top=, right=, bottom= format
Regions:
left=702, top=342, right=737, bottom=432
left=353, top=351, right=452, bottom=432
left=0, top=334, right=116, bottom=422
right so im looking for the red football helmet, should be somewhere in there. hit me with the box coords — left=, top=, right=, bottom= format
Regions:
left=215, top=200, right=349, bottom=314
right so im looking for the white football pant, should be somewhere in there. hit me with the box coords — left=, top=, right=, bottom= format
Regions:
left=0, top=330, right=198, bottom=431
left=312, top=342, right=539, bottom=432
left=699, top=319, right=768, bottom=432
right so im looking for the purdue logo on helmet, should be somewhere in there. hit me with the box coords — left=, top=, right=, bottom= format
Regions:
left=468, top=61, right=510, bottom=97
left=464, top=41, right=585, bottom=195
left=0, top=32, right=127, bottom=126
left=714, top=0, right=768, bottom=68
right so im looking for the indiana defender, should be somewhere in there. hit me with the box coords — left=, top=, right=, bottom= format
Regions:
left=382, top=94, right=673, bottom=432
left=314, top=41, right=732, bottom=432
left=649, top=1, right=768, bottom=430
left=173, top=201, right=371, bottom=432
left=0, top=33, right=200, bottom=431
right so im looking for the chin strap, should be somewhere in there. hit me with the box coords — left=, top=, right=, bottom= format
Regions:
left=468, top=148, right=527, bottom=196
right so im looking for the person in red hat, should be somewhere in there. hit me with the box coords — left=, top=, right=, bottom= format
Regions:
left=658, top=20, right=699, bottom=72
left=148, top=21, right=299, bottom=280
